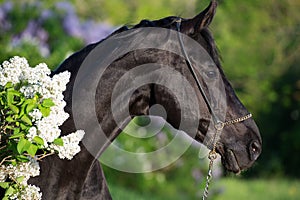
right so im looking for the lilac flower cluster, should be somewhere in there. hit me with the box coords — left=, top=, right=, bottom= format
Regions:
left=0, top=1, right=114, bottom=58
left=12, top=20, right=50, bottom=57
left=56, top=2, right=114, bottom=44
left=0, top=2, right=12, bottom=31
left=0, top=2, right=50, bottom=57
left=0, top=56, right=86, bottom=199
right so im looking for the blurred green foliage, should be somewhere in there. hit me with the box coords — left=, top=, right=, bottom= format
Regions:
left=210, top=0, right=300, bottom=178
left=101, top=117, right=222, bottom=199
left=109, top=177, right=300, bottom=200
left=1, top=0, right=300, bottom=198
left=214, top=178, right=300, bottom=200
left=72, top=0, right=197, bottom=25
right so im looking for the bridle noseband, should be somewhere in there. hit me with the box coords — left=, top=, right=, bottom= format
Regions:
left=175, top=18, right=252, bottom=199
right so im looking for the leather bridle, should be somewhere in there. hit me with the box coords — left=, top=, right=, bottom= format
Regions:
left=175, top=18, right=252, bottom=199
left=175, top=18, right=252, bottom=145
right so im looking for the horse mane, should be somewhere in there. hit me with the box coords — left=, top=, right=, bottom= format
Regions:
left=108, top=16, right=222, bottom=67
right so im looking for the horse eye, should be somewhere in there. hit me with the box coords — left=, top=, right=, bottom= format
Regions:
left=206, top=71, right=217, bottom=78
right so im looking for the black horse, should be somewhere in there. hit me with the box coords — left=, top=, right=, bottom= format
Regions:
left=28, top=1, right=262, bottom=199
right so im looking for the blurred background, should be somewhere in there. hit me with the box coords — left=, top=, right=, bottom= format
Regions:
left=0, top=0, right=299, bottom=199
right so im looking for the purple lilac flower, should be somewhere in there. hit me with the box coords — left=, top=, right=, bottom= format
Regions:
left=0, top=2, right=13, bottom=30
left=0, top=8, right=5, bottom=24
left=56, top=1, right=115, bottom=44
left=40, top=9, right=53, bottom=21
left=11, top=20, right=50, bottom=57
left=3, top=0, right=114, bottom=57
left=81, top=21, right=115, bottom=44
left=1, top=1, right=13, bottom=12
left=56, top=1, right=75, bottom=13
left=63, top=11, right=82, bottom=38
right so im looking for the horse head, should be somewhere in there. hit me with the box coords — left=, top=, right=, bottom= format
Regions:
left=121, top=0, right=262, bottom=173
left=171, top=0, right=262, bottom=173
left=70, top=0, right=261, bottom=173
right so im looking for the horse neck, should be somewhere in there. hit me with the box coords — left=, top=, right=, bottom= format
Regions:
left=58, top=46, right=208, bottom=155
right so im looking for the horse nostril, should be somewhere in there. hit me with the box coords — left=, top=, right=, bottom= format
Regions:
left=249, top=140, right=261, bottom=161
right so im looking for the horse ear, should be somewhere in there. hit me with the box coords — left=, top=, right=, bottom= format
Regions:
left=182, top=0, right=217, bottom=34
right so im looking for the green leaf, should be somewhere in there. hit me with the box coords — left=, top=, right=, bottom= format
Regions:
left=16, top=176, right=24, bottom=184
left=20, top=114, right=32, bottom=126
left=53, top=138, right=64, bottom=146
left=20, top=99, right=34, bottom=116
left=7, top=140, right=17, bottom=152
left=13, top=128, right=20, bottom=134
left=17, top=138, right=26, bottom=154
left=27, top=144, right=38, bottom=156
left=16, top=96, right=25, bottom=106
left=33, top=136, right=44, bottom=145
left=7, top=93, right=13, bottom=105
left=20, top=123, right=28, bottom=130
left=42, top=98, right=55, bottom=108
left=17, top=138, right=31, bottom=154
left=5, top=116, right=14, bottom=122
left=11, top=160, right=17, bottom=166
left=9, top=132, right=24, bottom=139
left=16, top=155, right=29, bottom=162
left=2, top=196, right=9, bottom=200
left=0, top=96, right=5, bottom=105
left=5, top=186, right=15, bottom=196
left=25, top=102, right=36, bottom=114
left=5, top=125, right=14, bottom=130
left=7, top=90, right=20, bottom=105
left=0, top=182, right=9, bottom=189
left=38, top=105, right=50, bottom=117
left=4, top=82, right=13, bottom=89
left=8, top=104, right=19, bottom=114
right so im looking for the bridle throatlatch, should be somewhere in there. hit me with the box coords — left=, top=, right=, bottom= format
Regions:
left=175, top=18, right=253, bottom=200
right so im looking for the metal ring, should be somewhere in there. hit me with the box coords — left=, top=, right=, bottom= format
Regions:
left=214, top=121, right=224, bottom=131
left=208, top=150, right=217, bottom=160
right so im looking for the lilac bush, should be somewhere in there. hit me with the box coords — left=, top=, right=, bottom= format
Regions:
left=0, top=1, right=115, bottom=68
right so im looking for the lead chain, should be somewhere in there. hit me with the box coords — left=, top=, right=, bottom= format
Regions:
left=202, top=127, right=220, bottom=200
left=202, top=149, right=217, bottom=200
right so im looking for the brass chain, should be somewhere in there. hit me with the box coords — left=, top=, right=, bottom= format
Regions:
left=223, top=113, right=252, bottom=126
left=202, top=129, right=219, bottom=200
left=201, top=113, right=252, bottom=200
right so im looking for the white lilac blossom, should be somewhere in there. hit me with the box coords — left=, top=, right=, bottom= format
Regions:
left=29, top=109, right=43, bottom=121
left=7, top=184, right=42, bottom=200
left=0, top=158, right=41, bottom=199
left=0, top=157, right=40, bottom=185
left=0, top=56, right=85, bottom=199
left=50, top=130, right=85, bottom=160
left=0, top=56, right=84, bottom=150
left=19, top=184, right=42, bottom=200
left=27, top=127, right=38, bottom=142
left=0, top=56, right=29, bottom=86
left=0, top=167, right=7, bottom=182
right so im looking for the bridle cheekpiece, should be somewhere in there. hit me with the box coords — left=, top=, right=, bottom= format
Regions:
left=175, top=18, right=252, bottom=200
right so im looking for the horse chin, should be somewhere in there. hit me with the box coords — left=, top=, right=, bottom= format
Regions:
left=216, top=145, right=241, bottom=174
